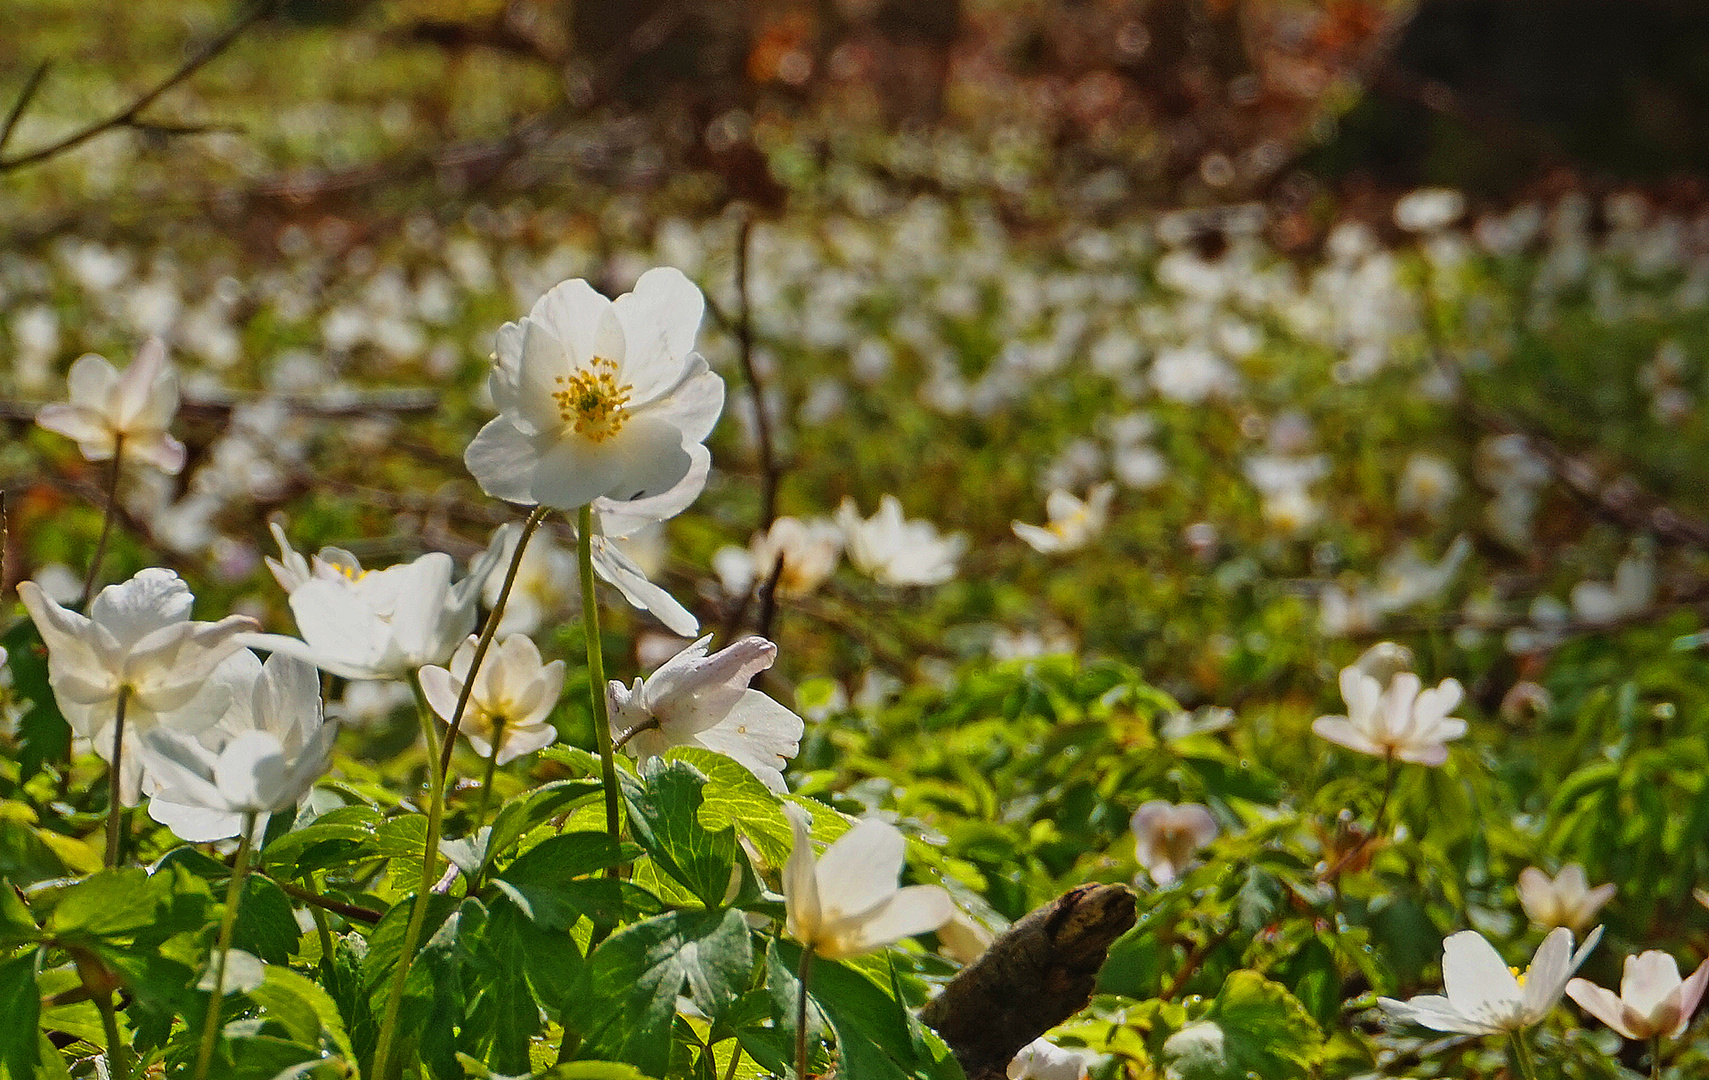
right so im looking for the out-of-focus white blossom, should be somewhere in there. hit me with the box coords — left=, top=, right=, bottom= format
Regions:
left=1130, top=801, right=1218, bottom=885
left=1518, top=864, right=1616, bottom=934
left=37, top=337, right=187, bottom=474
left=713, top=516, right=843, bottom=598
left=1012, top=484, right=1113, bottom=554
left=837, top=496, right=966, bottom=587
left=1008, top=1039, right=1091, bottom=1080
left=1313, top=656, right=1466, bottom=766
left=1394, top=188, right=1466, bottom=233
left=483, top=522, right=578, bottom=638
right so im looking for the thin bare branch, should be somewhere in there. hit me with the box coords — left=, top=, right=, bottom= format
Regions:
left=0, top=0, right=279, bottom=173
left=0, top=61, right=51, bottom=157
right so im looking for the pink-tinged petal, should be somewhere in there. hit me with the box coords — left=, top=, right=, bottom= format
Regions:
left=1442, top=931, right=1524, bottom=1030
left=825, top=885, right=955, bottom=959
left=114, top=337, right=170, bottom=428
left=126, top=434, right=186, bottom=475
left=1566, top=977, right=1641, bottom=1040
left=1311, top=716, right=1385, bottom=758
left=530, top=277, right=611, bottom=369
left=783, top=805, right=823, bottom=947
left=612, top=267, right=705, bottom=400
left=515, top=320, right=572, bottom=436
left=91, top=568, right=193, bottom=649
left=816, top=818, right=908, bottom=922
left=1673, top=957, right=1709, bottom=1037
left=35, top=403, right=112, bottom=449
left=1620, top=951, right=1683, bottom=1019
left=65, top=352, right=119, bottom=406
left=648, top=637, right=776, bottom=736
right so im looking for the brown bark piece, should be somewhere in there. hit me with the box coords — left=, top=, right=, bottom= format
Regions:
left=920, top=883, right=1137, bottom=1080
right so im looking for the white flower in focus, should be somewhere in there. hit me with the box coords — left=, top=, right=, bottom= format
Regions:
left=1517, top=865, right=1616, bottom=933
left=712, top=516, right=842, bottom=598
left=36, top=337, right=187, bottom=474
left=1380, top=927, right=1602, bottom=1034
left=482, top=522, right=578, bottom=638
left=18, top=570, right=257, bottom=805
left=1567, top=951, right=1709, bottom=1041
left=1012, top=483, right=1114, bottom=554
left=420, top=634, right=565, bottom=765
left=836, top=496, right=967, bottom=587
left=583, top=525, right=699, bottom=636
left=244, top=524, right=502, bottom=681
left=142, top=652, right=337, bottom=842
left=1130, top=801, right=1218, bottom=885
left=783, top=805, right=955, bottom=960
left=464, top=268, right=725, bottom=512
left=610, top=635, right=803, bottom=793
left=1008, top=1038, right=1090, bottom=1080
left=1312, top=662, right=1467, bottom=766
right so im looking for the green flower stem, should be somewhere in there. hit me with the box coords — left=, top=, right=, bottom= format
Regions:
left=95, top=987, right=127, bottom=1080
left=104, top=687, right=130, bottom=869
left=78, top=431, right=123, bottom=610
left=372, top=675, right=449, bottom=1080
left=1652, top=1035, right=1662, bottom=1080
left=305, top=877, right=337, bottom=967
left=794, top=946, right=815, bottom=1080
left=474, top=714, right=506, bottom=825
left=1508, top=1029, right=1540, bottom=1080
left=193, top=811, right=257, bottom=1080
left=721, top=1043, right=745, bottom=1080
left=439, top=504, right=550, bottom=779
left=577, top=504, right=621, bottom=850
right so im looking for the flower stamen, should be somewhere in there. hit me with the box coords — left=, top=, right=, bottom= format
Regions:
left=553, top=356, right=632, bottom=442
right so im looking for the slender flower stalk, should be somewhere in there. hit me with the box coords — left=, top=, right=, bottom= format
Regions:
left=579, top=505, right=621, bottom=847
left=795, top=945, right=814, bottom=1080
left=105, top=688, right=129, bottom=868
left=1508, top=1030, right=1539, bottom=1080
left=78, top=431, right=123, bottom=610
left=193, top=810, right=257, bottom=1080
left=438, top=504, right=550, bottom=778
left=371, top=675, right=449, bottom=1080
left=475, top=714, right=507, bottom=823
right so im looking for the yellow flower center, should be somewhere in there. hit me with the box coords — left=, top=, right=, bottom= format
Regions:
left=1510, top=966, right=1526, bottom=987
left=553, top=356, right=632, bottom=443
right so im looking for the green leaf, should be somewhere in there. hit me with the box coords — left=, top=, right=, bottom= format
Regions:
left=233, top=876, right=300, bottom=964
left=569, top=908, right=754, bottom=1076
left=44, top=869, right=156, bottom=940
left=0, top=951, right=40, bottom=1078
left=260, top=805, right=385, bottom=877
left=619, top=761, right=743, bottom=908
left=663, top=748, right=791, bottom=866
left=0, top=880, right=38, bottom=948
left=372, top=813, right=430, bottom=860
left=484, top=780, right=605, bottom=870
left=1161, top=971, right=1323, bottom=1080
left=247, top=962, right=355, bottom=1062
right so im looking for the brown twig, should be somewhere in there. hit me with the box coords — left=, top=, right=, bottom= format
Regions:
left=920, top=883, right=1137, bottom=1080
left=731, top=214, right=782, bottom=532
left=275, top=880, right=383, bottom=925
left=1159, top=922, right=1238, bottom=1003
left=0, top=0, right=281, bottom=173
left=0, top=61, right=50, bottom=157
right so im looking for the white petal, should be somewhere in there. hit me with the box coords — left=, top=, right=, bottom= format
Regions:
left=91, top=568, right=192, bottom=649
left=530, top=277, right=611, bottom=369
left=1380, top=994, right=1494, bottom=1035
left=816, top=818, right=908, bottom=923
left=824, top=885, right=954, bottom=960
left=612, top=267, right=704, bottom=401
left=466, top=417, right=545, bottom=506
left=783, top=805, right=822, bottom=946
left=1566, top=977, right=1641, bottom=1040
left=1442, top=931, right=1524, bottom=1031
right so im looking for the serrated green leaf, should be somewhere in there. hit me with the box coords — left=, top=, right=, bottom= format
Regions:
left=372, top=813, right=429, bottom=859
left=247, top=962, right=355, bottom=1062
left=1162, top=971, right=1322, bottom=1080
left=44, top=869, right=155, bottom=939
left=569, top=908, right=754, bottom=1076
left=484, top=780, right=605, bottom=871
left=233, top=876, right=300, bottom=964
left=620, top=762, right=741, bottom=908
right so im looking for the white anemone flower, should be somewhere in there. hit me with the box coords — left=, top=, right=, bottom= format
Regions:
left=36, top=337, right=187, bottom=474
left=712, top=516, right=843, bottom=598
left=1380, top=926, right=1602, bottom=1035
left=420, top=634, right=565, bottom=765
left=836, top=495, right=967, bottom=587
left=18, top=570, right=256, bottom=805
left=465, top=267, right=725, bottom=513
left=1130, top=801, right=1219, bottom=885
left=1566, top=950, right=1709, bottom=1041
left=610, top=635, right=802, bottom=793
left=482, top=522, right=578, bottom=638
left=1008, top=1038, right=1091, bottom=1080
left=783, top=805, right=955, bottom=960
left=242, top=523, right=502, bottom=681
left=1517, top=864, right=1616, bottom=933
left=1012, top=483, right=1115, bottom=554
left=1312, top=662, right=1467, bottom=766
left=141, top=651, right=338, bottom=842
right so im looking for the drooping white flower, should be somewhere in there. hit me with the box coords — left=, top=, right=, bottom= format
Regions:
left=1007, top=1038, right=1091, bottom=1080
left=18, top=570, right=257, bottom=805
left=242, top=523, right=502, bottom=681
left=1312, top=660, right=1467, bottom=766
left=1380, top=927, right=1602, bottom=1035
left=141, top=651, right=338, bottom=842
left=609, top=635, right=802, bottom=793
left=1130, top=801, right=1219, bottom=885
left=420, top=634, right=564, bottom=765
left=36, top=337, right=187, bottom=474
left=1567, top=951, right=1709, bottom=1041
left=1012, top=483, right=1114, bottom=554
left=783, top=805, right=955, bottom=960
left=464, top=268, right=725, bottom=513
left=836, top=495, right=966, bottom=587
left=1517, top=864, right=1616, bottom=933
left=712, top=516, right=843, bottom=598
